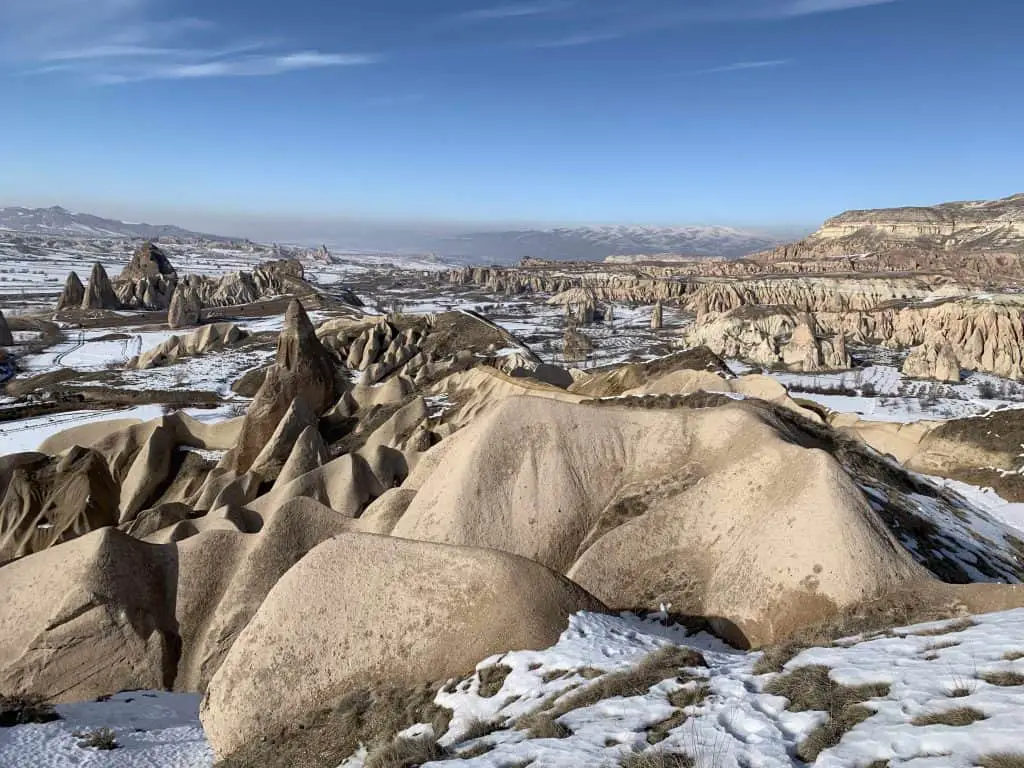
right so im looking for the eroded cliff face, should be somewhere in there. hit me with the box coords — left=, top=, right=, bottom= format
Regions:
left=755, top=193, right=1024, bottom=272
left=683, top=275, right=960, bottom=315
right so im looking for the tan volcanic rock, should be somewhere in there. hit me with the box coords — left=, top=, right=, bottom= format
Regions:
left=81, top=262, right=119, bottom=310
left=227, top=300, right=342, bottom=474
left=130, top=323, right=244, bottom=369
left=390, top=396, right=923, bottom=646
left=167, top=284, right=201, bottom=328
left=200, top=532, right=606, bottom=761
left=903, top=340, right=962, bottom=383
left=55, top=272, right=85, bottom=312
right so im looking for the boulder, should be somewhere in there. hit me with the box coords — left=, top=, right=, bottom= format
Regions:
left=201, top=532, right=606, bottom=761
left=0, top=528, right=179, bottom=701
left=55, top=271, right=85, bottom=312
left=81, top=262, right=119, bottom=310
left=168, top=285, right=202, bottom=329
left=651, top=301, right=664, bottom=330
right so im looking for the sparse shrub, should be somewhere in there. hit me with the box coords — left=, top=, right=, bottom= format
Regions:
left=979, top=755, right=1024, bottom=768
left=911, top=618, right=976, bottom=637
left=979, top=380, right=999, bottom=399
left=980, top=670, right=1024, bottom=687
left=911, top=707, right=987, bottom=727
left=0, top=694, right=60, bottom=727
left=477, top=664, right=512, bottom=698
left=458, top=717, right=504, bottom=742
left=76, top=727, right=119, bottom=750
left=764, top=665, right=889, bottom=762
left=620, top=748, right=695, bottom=768
left=363, top=735, right=445, bottom=768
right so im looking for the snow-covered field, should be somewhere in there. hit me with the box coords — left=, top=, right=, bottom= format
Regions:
left=768, top=365, right=1024, bottom=423
left=7, top=608, right=1024, bottom=768
left=0, top=405, right=236, bottom=456
left=0, top=692, right=210, bottom=767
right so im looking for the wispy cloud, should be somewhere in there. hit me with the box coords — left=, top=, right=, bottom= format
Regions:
left=692, top=59, right=792, bottom=75
left=778, top=0, right=898, bottom=16
left=454, top=2, right=574, bottom=22
left=520, top=0, right=901, bottom=49
left=0, top=0, right=379, bottom=84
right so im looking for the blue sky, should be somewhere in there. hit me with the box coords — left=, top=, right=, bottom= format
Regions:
left=0, top=0, right=1021, bottom=236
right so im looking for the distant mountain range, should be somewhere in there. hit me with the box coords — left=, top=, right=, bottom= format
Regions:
left=434, top=225, right=780, bottom=263
left=0, top=205, right=781, bottom=263
left=0, top=206, right=232, bottom=241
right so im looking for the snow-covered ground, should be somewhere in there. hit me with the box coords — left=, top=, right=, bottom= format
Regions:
left=9, top=608, right=1024, bottom=768
left=0, top=405, right=236, bottom=457
left=767, top=365, right=1024, bottom=423
left=0, top=692, right=210, bottom=767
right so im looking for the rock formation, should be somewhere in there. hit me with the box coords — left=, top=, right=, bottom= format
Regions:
left=81, top=262, right=120, bottom=310
left=130, top=323, right=245, bottom=369
left=756, top=192, right=1024, bottom=266
left=684, top=307, right=851, bottom=373
left=227, top=300, right=342, bottom=473
left=0, top=310, right=12, bottom=346
left=116, top=241, right=178, bottom=310
left=902, top=340, right=962, bottom=382
left=167, top=284, right=201, bottom=329
left=201, top=532, right=605, bottom=762
left=55, top=271, right=85, bottom=311
left=651, top=300, right=663, bottom=330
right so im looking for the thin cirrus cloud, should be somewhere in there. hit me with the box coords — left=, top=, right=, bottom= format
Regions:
left=0, top=0, right=379, bottom=84
left=453, top=1, right=575, bottom=22
left=691, top=59, right=792, bottom=75
left=523, top=0, right=900, bottom=49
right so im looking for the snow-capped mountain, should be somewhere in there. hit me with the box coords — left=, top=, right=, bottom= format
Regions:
left=435, top=225, right=780, bottom=263
left=0, top=206, right=231, bottom=241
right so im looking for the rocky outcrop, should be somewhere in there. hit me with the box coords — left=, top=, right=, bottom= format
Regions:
left=0, top=310, right=12, bottom=346
left=55, top=272, right=85, bottom=312
left=130, top=323, right=245, bottom=369
left=684, top=307, right=851, bottom=372
left=81, top=262, right=120, bottom=310
left=651, top=301, right=663, bottom=330
left=201, top=532, right=605, bottom=762
left=684, top=275, right=956, bottom=315
left=167, top=284, right=201, bottom=329
left=815, top=296, right=1024, bottom=380
left=754, top=193, right=1024, bottom=274
left=902, top=340, right=962, bottom=383
left=116, top=241, right=178, bottom=310
left=228, top=301, right=342, bottom=473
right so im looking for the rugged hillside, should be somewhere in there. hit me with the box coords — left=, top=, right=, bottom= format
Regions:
left=757, top=193, right=1024, bottom=264
left=0, top=206, right=232, bottom=241
left=437, top=225, right=779, bottom=263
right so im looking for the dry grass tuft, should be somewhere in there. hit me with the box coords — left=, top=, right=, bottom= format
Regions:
left=668, top=683, right=710, bottom=710
left=619, top=749, right=695, bottom=768
left=458, top=717, right=505, bottom=742
left=1003, top=651, right=1024, bottom=662
left=765, top=665, right=890, bottom=762
left=979, top=755, right=1024, bottom=768
left=552, top=647, right=706, bottom=717
left=363, top=735, right=446, bottom=768
left=477, top=664, right=513, bottom=698
left=753, top=595, right=974, bottom=675
left=980, top=671, right=1024, bottom=687
left=911, top=618, right=977, bottom=637
left=515, top=710, right=572, bottom=740
left=911, top=707, right=987, bottom=727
